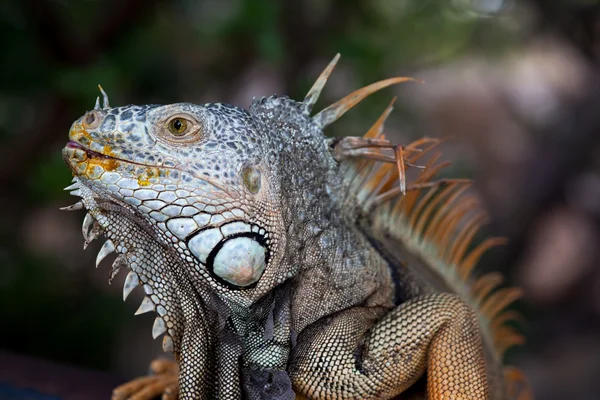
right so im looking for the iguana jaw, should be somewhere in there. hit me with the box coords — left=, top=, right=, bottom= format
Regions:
left=62, top=140, right=278, bottom=308
left=65, top=140, right=156, bottom=171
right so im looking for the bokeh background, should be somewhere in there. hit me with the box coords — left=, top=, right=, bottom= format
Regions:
left=1, top=0, right=600, bottom=399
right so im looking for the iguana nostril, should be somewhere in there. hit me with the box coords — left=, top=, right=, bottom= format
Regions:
left=83, top=110, right=102, bottom=129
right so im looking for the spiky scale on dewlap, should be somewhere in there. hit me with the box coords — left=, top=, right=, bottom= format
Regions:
left=60, top=55, right=532, bottom=399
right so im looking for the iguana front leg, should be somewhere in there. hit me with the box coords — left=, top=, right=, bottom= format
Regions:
left=290, top=293, right=488, bottom=400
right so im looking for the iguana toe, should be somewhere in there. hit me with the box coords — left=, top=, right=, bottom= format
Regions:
left=112, top=359, right=178, bottom=400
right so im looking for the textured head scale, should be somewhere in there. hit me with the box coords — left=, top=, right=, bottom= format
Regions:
left=61, top=54, right=416, bottom=354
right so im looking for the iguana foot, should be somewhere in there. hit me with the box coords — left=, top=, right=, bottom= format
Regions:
left=112, top=359, right=179, bottom=400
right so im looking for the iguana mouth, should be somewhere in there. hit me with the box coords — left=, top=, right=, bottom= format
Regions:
left=64, top=140, right=234, bottom=195
left=66, top=140, right=109, bottom=159
left=66, top=140, right=145, bottom=167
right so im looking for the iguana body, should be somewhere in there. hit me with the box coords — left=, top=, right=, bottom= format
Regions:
left=61, top=55, right=530, bottom=399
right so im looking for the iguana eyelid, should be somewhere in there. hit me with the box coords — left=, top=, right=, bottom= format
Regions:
left=157, top=113, right=204, bottom=144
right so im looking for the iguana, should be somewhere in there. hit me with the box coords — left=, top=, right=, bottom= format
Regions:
left=61, top=54, right=531, bottom=400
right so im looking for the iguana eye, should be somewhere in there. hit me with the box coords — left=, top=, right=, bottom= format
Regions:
left=168, top=117, right=188, bottom=136
left=159, top=114, right=202, bottom=143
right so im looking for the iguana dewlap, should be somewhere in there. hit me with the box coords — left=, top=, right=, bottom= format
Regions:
left=61, top=54, right=532, bottom=400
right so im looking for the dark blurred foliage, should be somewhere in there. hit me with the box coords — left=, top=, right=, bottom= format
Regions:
left=1, top=0, right=600, bottom=399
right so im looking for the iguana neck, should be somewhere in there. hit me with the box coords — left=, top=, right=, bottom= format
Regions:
left=278, top=164, right=396, bottom=334
left=243, top=98, right=397, bottom=334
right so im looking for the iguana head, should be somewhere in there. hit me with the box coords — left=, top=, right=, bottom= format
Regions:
left=63, top=92, right=288, bottom=296
left=61, top=55, right=414, bottom=352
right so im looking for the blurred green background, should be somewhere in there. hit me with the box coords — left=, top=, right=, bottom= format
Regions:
left=2, top=0, right=600, bottom=399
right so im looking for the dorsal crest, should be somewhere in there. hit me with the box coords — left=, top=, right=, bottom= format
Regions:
left=305, top=54, right=530, bottom=398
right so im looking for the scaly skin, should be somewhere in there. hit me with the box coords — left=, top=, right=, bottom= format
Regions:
left=61, top=57, right=528, bottom=399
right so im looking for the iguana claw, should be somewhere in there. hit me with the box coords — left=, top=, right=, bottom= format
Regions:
left=112, top=358, right=179, bottom=400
